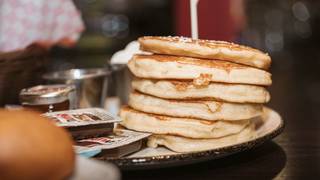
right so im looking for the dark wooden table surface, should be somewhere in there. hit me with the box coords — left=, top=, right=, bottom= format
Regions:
left=121, top=52, right=320, bottom=179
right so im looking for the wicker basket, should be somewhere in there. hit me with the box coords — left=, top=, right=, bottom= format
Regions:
left=0, top=45, right=48, bottom=106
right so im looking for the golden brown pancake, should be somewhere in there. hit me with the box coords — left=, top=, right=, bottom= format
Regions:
left=128, top=54, right=272, bottom=86
left=147, top=123, right=256, bottom=153
left=139, top=36, right=271, bottom=70
left=120, top=106, right=252, bottom=139
left=128, top=91, right=262, bottom=121
left=132, top=78, right=270, bottom=103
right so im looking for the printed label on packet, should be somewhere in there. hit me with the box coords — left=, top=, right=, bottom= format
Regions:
left=74, top=129, right=151, bottom=153
left=43, top=108, right=121, bottom=127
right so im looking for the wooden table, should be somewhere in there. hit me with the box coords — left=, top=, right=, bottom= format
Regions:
left=122, top=53, right=320, bottom=179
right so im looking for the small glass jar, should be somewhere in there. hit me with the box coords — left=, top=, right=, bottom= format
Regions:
left=20, top=85, right=75, bottom=113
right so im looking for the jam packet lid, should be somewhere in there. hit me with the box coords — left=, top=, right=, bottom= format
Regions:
left=43, top=108, right=121, bottom=127
left=74, top=129, right=151, bottom=155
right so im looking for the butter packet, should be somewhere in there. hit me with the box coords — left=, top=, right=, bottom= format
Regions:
left=43, top=108, right=121, bottom=127
left=43, top=108, right=121, bottom=139
left=75, top=129, right=151, bottom=158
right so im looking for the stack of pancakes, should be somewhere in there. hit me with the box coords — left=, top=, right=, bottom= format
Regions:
left=120, top=36, right=272, bottom=153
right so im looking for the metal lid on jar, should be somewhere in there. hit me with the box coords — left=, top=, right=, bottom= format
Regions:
left=20, top=84, right=75, bottom=105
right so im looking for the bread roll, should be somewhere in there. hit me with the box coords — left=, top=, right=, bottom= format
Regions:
left=0, top=109, right=75, bottom=180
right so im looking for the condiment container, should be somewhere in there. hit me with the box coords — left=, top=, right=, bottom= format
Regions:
left=20, top=84, right=75, bottom=113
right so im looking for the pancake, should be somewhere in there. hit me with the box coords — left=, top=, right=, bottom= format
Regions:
left=139, top=36, right=271, bottom=70
left=128, top=91, right=262, bottom=121
left=119, top=106, right=251, bottom=139
left=132, top=78, right=270, bottom=103
left=147, top=123, right=256, bottom=153
left=128, top=54, right=271, bottom=86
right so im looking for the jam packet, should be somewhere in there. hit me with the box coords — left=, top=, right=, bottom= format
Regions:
left=75, top=128, right=151, bottom=158
left=43, top=108, right=121, bottom=139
